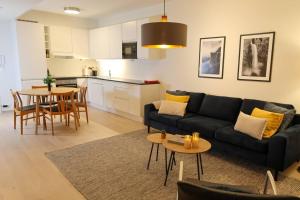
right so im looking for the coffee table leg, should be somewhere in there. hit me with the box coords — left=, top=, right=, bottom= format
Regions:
left=196, top=153, right=200, bottom=180
left=147, top=143, right=154, bottom=170
left=165, top=148, right=168, bottom=174
left=164, top=151, right=175, bottom=186
left=199, top=153, right=203, bottom=174
left=156, top=144, right=159, bottom=161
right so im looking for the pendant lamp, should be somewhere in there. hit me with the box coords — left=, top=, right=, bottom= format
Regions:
left=141, top=0, right=187, bottom=48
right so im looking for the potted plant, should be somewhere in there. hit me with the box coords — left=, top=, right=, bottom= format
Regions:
left=43, top=71, right=55, bottom=91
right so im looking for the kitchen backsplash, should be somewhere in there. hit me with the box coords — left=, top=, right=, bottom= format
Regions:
left=47, top=58, right=99, bottom=77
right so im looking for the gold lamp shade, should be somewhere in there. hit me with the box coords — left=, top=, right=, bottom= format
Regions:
left=141, top=21, right=187, bottom=48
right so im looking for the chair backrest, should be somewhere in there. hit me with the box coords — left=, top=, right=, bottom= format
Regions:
left=78, top=86, right=88, bottom=104
left=32, top=85, right=48, bottom=103
left=10, top=89, right=23, bottom=111
left=49, top=91, right=76, bottom=114
left=177, top=181, right=300, bottom=200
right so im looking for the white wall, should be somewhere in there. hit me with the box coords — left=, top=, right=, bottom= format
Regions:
left=47, top=58, right=98, bottom=77
left=97, top=0, right=300, bottom=110
left=0, top=20, right=21, bottom=109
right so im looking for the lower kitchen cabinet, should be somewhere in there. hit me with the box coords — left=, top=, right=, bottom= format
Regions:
left=87, top=79, right=160, bottom=121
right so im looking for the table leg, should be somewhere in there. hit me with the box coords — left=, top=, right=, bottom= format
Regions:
left=164, top=151, right=175, bottom=186
left=35, top=96, right=40, bottom=134
left=147, top=143, right=154, bottom=170
left=156, top=144, right=159, bottom=161
left=196, top=153, right=200, bottom=180
left=165, top=148, right=168, bottom=174
left=199, top=153, right=203, bottom=175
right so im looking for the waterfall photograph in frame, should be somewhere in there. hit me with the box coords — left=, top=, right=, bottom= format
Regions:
left=237, top=32, right=275, bottom=82
left=198, top=36, right=225, bottom=79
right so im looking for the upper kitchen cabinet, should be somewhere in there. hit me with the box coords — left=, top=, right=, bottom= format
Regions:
left=108, top=24, right=122, bottom=59
left=89, top=27, right=109, bottom=59
left=72, top=28, right=89, bottom=59
left=137, top=17, right=166, bottom=60
left=15, top=21, right=47, bottom=80
left=48, top=26, right=73, bottom=56
left=122, top=21, right=137, bottom=42
left=89, top=24, right=122, bottom=59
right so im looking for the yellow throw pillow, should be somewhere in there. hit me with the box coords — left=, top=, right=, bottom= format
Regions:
left=251, top=108, right=284, bottom=138
left=165, top=93, right=190, bottom=103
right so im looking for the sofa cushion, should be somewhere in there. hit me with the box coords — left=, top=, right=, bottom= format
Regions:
left=198, top=95, right=242, bottom=123
left=186, top=92, right=205, bottom=113
left=149, top=110, right=195, bottom=127
left=177, top=116, right=232, bottom=138
left=241, top=99, right=294, bottom=115
left=215, top=126, right=269, bottom=153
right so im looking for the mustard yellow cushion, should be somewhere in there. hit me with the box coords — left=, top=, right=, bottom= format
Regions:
left=251, top=108, right=284, bottom=138
left=165, top=93, right=190, bottom=103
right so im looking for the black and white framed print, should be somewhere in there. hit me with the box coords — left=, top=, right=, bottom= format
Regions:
left=237, top=32, right=275, bottom=82
left=198, top=36, right=225, bottom=79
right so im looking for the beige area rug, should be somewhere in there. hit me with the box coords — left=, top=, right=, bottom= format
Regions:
left=46, top=130, right=300, bottom=200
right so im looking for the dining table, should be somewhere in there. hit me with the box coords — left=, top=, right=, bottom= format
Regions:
left=18, top=87, right=80, bottom=134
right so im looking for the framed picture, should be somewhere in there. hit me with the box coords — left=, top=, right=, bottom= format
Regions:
left=237, top=32, right=275, bottom=82
left=198, top=36, right=226, bottom=79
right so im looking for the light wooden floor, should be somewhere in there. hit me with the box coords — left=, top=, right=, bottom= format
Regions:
left=0, top=107, right=299, bottom=200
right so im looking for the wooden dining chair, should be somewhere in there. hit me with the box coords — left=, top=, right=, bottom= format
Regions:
left=76, top=86, right=89, bottom=123
left=26, top=85, right=52, bottom=125
left=10, top=89, right=36, bottom=135
left=42, top=91, right=79, bottom=135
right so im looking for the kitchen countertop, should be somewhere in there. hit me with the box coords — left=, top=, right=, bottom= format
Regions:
left=53, top=76, right=160, bottom=85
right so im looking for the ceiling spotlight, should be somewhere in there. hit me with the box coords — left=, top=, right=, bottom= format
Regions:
left=64, top=7, right=80, bottom=15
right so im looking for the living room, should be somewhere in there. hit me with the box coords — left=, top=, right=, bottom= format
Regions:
left=0, top=0, right=300, bottom=199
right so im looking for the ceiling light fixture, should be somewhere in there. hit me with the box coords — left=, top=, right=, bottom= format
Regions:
left=141, top=0, right=187, bottom=49
left=64, top=7, right=80, bottom=15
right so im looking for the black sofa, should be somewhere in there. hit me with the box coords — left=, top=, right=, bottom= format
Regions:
left=144, top=92, right=300, bottom=180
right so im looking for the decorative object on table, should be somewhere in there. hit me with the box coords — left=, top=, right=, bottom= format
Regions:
left=198, top=36, right=226, bottom=79
left=141, top=0, right=187, bottom=48
left=184, top=135, right=192, bottom=149
left=161, top=130, right=166, bottom=139
left=192, top=132, right=200, bottom=148
left=167, top=134, right=184, bottom=145
left=43, top=70, right=56, bottom=91
left=237, top=32, right=275, bottom=82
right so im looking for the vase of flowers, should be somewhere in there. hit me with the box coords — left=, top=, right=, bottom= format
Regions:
left=43, top=70, right=55, bottom=91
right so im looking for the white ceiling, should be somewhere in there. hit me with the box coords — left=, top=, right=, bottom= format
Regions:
left=0, top=0, right=43, bottom=20
left=33, top=0, right=165, bottom=19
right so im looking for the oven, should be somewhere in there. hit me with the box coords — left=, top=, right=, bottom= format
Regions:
left=122, top=42, right=137, bottom=59
left=55, top=78, right=78, bottom=88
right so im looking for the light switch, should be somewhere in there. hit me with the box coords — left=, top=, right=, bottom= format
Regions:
left=0, top=55, right=5, bottom=69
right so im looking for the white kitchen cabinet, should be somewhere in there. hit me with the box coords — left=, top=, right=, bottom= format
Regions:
left=137, top=17, right=166, bottom=60
left=88, top=79, right=104, bottom=108
left=15, top=21, right=47, bottom=80
left=122, top=21, right=137, bottom=42
left=89, top=27, right=110, bottom=59
left=48, top=26, right=73, bottom=56
left=108, top=24, right=122, bottom=59
left=87, top=78, right=161, bottom=121
left=72, top=28, right=89, bottom=59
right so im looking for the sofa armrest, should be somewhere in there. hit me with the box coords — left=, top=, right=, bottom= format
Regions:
left=144, top=103, right=156, bottom=125
left=267, top=124, right=300, bottom=171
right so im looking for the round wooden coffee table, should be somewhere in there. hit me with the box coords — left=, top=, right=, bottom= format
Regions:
left=146, top=133, right=175, bottom=173
left=162, top=138, right=211, bottom=186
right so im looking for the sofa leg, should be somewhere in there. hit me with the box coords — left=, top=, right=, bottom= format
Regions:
left=147, top=125, right=150, bottom=134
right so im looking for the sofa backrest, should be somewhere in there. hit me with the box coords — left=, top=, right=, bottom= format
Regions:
left=241, top=99, right=294, bottom=115
left=198, top=95, right=243, bottom=123
left=186, top=92, right=205, bottom=113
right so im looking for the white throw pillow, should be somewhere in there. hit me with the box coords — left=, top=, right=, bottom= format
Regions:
left=234, top=112, right=267, bottom=140
left=158, top=100, right=187, bottom=117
